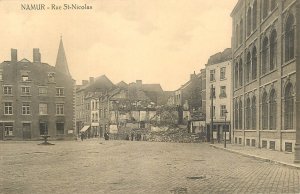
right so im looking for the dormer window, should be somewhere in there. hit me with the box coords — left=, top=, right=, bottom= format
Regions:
left=22, top=75, right=29, bottom=82
left=48, top=72, right=55, bottom=82
left=21, top=71, right=30, bottom=82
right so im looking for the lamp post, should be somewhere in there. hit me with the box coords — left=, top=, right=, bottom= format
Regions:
left=210, top=84, right=215, bottom=144
left=224, top=110, right=228, bottom=148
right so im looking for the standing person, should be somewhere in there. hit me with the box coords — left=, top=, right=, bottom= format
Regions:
left=131, top=132, right=134, bottom=141
left=80, top=132, right=84, bottom=141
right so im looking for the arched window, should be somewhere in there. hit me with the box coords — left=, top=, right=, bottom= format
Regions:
left=252, top=0, right=257, bottom=30
left=240, top=19, right=243, bottom=44
left=271, top=0, right=277, bottom=11
left=239, top=59, right=243, bottom=86
left=262, top=37, right=269, bottom=75
left=247, top=7, right=252, bottom=36
left=269, top=89, right=276, bottom=130
left=252, top=46, right=257, bottom=79
left=262, top=91, right=268, bottom=129
left=284, top=83, right=294, bottom=129
left=246, top=52, right=251, bottom=83
left=270, top=30, right=277, bottom=71
left=236, top=24, right=239, bottom=48
left=239, top=100, right=243, bottom=129
left=234, top=100, right=239, bottom=129
left=235, top=63, right=239, bottom=88
left=263, top=0, right=269, bottom=19
left=245, top=97, right=251, bottom=129
left=252, top=96, right=256, bottom=129
left=285, top=14, right=295, bottom=62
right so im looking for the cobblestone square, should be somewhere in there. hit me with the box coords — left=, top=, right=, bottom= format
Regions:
left=1, top=140, right=300, bottom=194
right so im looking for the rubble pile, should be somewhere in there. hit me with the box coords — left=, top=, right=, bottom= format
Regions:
left=146, top=127, right=201, bottom=143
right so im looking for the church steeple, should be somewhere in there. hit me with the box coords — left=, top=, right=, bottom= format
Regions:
left=55, top=37, right=71, bottom=76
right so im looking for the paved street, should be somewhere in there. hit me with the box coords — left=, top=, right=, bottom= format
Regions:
left=1, top=140, right=300, bottom=194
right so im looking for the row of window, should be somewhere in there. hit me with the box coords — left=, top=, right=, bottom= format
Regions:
left=236, top=0, right=278, bottom=48
left=209, top=67, right=226, bottom=82
left=210, top=86, right=227, bottom=99
left=234, top=13, right=295, bottom=89
left=3, top=102, right=65, bottom=115
left=234, top=83, right=294, bottom=130
left=0, top=71, right=56, bottom=83
left=235, top=137, right=293, bottom=152
left=3, top=122, right=65, bottom=137
left=2, top=86, right=65, bottom=96
left=210, top=105, right=228, bottom=118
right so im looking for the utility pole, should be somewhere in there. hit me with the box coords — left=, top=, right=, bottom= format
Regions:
left=210, top=84, right=214, bottom=144
left=294, top=2, right=300, bottom=163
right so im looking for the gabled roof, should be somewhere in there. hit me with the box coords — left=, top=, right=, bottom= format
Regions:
left=116, top=81, right=128, bottom=88
left=19, top=58, right=31, bottom=63
left=77, top=75, right=115, bottom=92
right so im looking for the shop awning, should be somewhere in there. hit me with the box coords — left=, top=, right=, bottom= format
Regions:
left=80, top=125, right=90, bottom=132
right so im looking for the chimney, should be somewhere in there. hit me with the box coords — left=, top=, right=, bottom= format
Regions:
left=136, top=80, right=142, bottom=88
left=190, top=71, right=196, bottom=80
left=89, top=77, right=94, bottom=83
left=82, top=80, right=89, bottom=85
left=11, top=49, right=17, bottom=62
left=33, top=48, right=41, bottom=63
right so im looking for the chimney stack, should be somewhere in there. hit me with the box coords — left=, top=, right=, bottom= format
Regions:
left=33, top=48, right=41, bottom=63
left=82, top=80, right=89, bottom=86
left=89, top=77, right=94, bottom=83
left=190, top=73, right=196, bottom=80
left=11, top=49, right=17, bottom=62
left=136, top=80, right=142, bottom=88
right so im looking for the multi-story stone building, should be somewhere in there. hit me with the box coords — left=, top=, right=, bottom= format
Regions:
left=171, top=70, right=206, bottom=126
left=0, top=38, right=75, bottom=140
left=205, top=48, right=232, bottom=142
left=75, top=75, right=114, bottom=136
left=231, top=0, right=300, bottom=154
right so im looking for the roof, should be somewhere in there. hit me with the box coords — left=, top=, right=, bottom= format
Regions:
left=77, top=75, right=115, bottom=92
left=142, top=84, right=163, bottom=93
left=206, top=48, right=232, bottom=66
left=55, top=37, right=71, bottom=77
left=116, top=81, right=128, bottom=87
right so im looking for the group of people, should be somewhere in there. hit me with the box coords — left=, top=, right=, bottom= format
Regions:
left=80, top=131, right=110, bottom=141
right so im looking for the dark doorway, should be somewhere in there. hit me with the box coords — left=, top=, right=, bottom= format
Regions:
left=0, top=123, right=3, bottom=140
left=206, top=125, right=210, bottom=142
left=22, top=123, right=31, bottom=140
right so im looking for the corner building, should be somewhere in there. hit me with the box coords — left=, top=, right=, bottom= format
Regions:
left=231, top=0, right=300, bottom=152
left=0, top=38, right=75, bottom=140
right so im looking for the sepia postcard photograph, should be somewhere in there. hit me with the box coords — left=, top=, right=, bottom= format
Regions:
left=0, top=0, right=300, bottom=193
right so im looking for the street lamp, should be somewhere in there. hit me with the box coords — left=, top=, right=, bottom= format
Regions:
left=224, top=109, right=228, bottom=148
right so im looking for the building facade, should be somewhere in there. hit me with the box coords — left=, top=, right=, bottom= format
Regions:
left=75, top=75, right=114, bottom=136
left=171, top=70, right=206, bottom=127
left=0, top=38, right=75, bottom=140
left=205, top=48, right=232, bottom=142
left=231, top=0, right=299, bottom=152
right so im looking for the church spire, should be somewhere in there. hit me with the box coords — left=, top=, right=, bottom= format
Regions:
left=55, top=37, right=71, bottom=76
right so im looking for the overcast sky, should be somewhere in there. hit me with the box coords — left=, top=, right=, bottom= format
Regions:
left=0, top=0, right=238, bottom=91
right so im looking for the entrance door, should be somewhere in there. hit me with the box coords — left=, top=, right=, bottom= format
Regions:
left=0, top=123, right=3, bottom=140
left=22, top=123, right=31, bottom=140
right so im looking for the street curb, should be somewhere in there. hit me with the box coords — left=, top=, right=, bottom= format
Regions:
left=210, top=144, right=300, bottom=170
